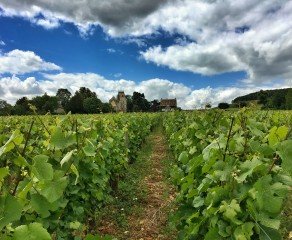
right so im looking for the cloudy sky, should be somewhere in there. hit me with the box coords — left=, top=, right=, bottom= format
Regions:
left=0, top=0, right=291, bottom=109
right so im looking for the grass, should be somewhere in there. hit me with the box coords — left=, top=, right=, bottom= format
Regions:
left=94, top=128, right=155, bottom=236
left=94, top=125, right=177, bottom=239
left=281, top=191, right=292, bottom=239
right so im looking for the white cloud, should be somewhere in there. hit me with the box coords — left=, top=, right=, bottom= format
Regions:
left=140, top=1, right=292, bottom=84
left=0, top=76, right=43, bottom=103
left=141, top=43, right=245, bottom=76
left=1, top=1, right=292, bottom=87
left=113, top=73, right=122, bottom=78
left=107, top=48, right=116, bottom=53
left=121, top=38, right=147, bottom=47
left=1, top=73, right=290, bottom=109
left=0, top=49, right=62, bottom=75
left=106, top=48, right=124, bottom=55
left=1, top=0, right=291, bottom=86
left=33, top=17, right=60, bottom=29
left=0, top=40, right=5, bottom=46
left=0, top=0, right=169, bottom=34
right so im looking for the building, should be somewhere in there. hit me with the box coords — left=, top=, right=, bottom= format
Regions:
left=109, top=91, right=127, bottom=112
left=54, top=100, right=65, bottom=114
left=160, top=98, right=177, bottom=111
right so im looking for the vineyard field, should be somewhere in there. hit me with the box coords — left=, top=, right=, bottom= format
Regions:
left=0, top=113, right=158, bottom=239
left=164, top=109, right=292, bottom=240
left=0, top=109, right=291, bottom=240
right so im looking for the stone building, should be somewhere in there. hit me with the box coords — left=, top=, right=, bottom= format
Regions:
left=109, top=91, right=127, bottom=112
left=160, top=98, right=177, bottom=111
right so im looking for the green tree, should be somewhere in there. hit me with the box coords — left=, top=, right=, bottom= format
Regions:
left=66, top=93, right=84, bottom=113
left=79, top=87, right=97, bottom=99
left=268, top=92, right=286, bottom=109
left=56, top=88, right=71, bottom=108
left=0, top=99, right=12, bottom=116
left=286, top=89, right=292, bottom=109
left=126, top=95, right=133, bottom=112
left=258, top=90, right=267, bottom=105
left=12, top=97, right=31, bottom=115
left=218, top=102, right=230, bottom=109
left=83, top=97, right=103, bottom=114
left=132, top=92, right=150, bottom=112
left=66, top=88, right=98, bottom=113
left=205, top=103, right=212, bottom=109
left=150, top=100, right=160, bottom=112
left=102, top=103, right=112, bottom=113
left=30, top=93, right=58, bottom=114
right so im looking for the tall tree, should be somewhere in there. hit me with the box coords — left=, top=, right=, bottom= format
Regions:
left=150, top=100, right=160, bottom=112
left=12, top=97, right=31, bottom=115
left=126, top=95, right=133, bottom=112
left=218, top=102, right=230, bottom=109
left=268, top=92, right=286, bottom=109
left=132, top=92, right=150, bottom=112
left=31, top=93, right=58, bottom=114
left=286, top=89, right=292, bottom=110
left=83, top=97, right=103, bottom=114
left=67, top=92, right=84, bottom=114
left=0, top=99, right=12, bottom=116
left=56, top=88, right=71, bottom=108
left=79, top=87, right=97, bottom=100
left=66, top=87, right=98, bottom=113
left=102, top=103, right=112, bottom=113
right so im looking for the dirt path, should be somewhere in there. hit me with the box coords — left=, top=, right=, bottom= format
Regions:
left=96, top=126, right=176, bottom=240
left=125, top=132, right=176, bottom=240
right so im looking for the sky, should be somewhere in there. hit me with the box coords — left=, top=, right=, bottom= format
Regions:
left=0, top=0, right=291, bottom=109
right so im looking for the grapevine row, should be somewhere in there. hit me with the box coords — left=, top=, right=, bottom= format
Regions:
left=163, top=109, right=292, bottom=240
left=0, top=113, right=157, bottom=239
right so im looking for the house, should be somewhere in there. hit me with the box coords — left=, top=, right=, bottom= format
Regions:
left=160, top=98, right=177, bottom=111
left=109, top=91, right=127, bottom=112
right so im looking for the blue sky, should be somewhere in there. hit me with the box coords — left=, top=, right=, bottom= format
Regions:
left=0, top=15, right=246, bottom=88
left=0, top=1, right=291, bottom=108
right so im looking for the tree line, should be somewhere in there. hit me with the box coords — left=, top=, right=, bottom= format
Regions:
left=231, top=88, right=292, bottom=109
left=0, top=87, right=161, bottom=116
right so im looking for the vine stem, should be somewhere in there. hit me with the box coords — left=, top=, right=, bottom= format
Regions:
left=36, top=114, right=51, bottom=135
left=268, top=155, right=279, bottom=173
left=22, top=120, right=34, bottom=156
left=13, top=120, right=35, bottom=196
left=75, top=118, right=79, bottom=149
left=223, top=116, right=235, bottom=162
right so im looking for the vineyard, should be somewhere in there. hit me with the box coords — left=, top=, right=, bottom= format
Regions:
left=0, top=109, right=291, bottom=239
left=163, top=109, right=292, bottom=240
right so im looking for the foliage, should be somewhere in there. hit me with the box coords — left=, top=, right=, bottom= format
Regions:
left=12, top=97, right=31, bottom=115
left=30, top=94, right=58, bottom=114
left=67, top=87, right=99, bottom=113
left=233, top=88, right=292, bottom=109
left=8, top=87, right=158, bottom=115
left=150, top=100, right=160, bottom=112
left=218, top=102, right=230, bottom=109
left=66, top=92, right=84, bottom=113
left=83, top=97, right=103, bottom=114
left=0, top=112, right=156, bottom=239
left=101, top=103, right=113, bottom=113
left=285, top=89, right=292, bottom=110
left=163, top=109, right=292, bottom=239
left=0, top=99, right=12, bottom=116
left=132, top=92, right=150, bottom=112
left=126, top=95, right=133, bottom=112
left=205, top=103, right=211, bottom=109
left=56, top=88, right=71, bottom=108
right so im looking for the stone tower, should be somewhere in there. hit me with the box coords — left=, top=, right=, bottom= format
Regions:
left=109, top=91, right=127, bottom=112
